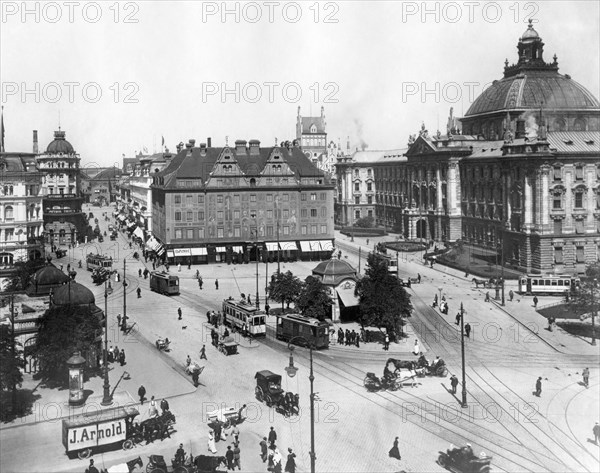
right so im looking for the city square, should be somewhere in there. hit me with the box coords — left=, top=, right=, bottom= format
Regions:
left=1, top=2, right=599, bottom=473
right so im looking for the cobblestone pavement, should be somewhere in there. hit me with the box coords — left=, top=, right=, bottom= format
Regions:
left=1, top=209, right=599, bottom=473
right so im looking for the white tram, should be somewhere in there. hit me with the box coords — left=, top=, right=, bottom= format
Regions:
left=518, top=274, right=580, bottom=295
left=222, top=298, right=267, bottom=337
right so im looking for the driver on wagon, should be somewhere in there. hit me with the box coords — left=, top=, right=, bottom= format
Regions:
left=175, top=443, right=186, bottom=464
left=461, top=443, right=474, bottom=459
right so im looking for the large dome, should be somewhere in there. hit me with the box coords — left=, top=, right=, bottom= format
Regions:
left=312, top=259, right=357, bottom=286
left=46, top=129, right=75, bottom=154
left=52, top=281, right=95, bottom=306
left=465, top=73, right=600, bottom=117
left=33, top=264, right=70, bottom=286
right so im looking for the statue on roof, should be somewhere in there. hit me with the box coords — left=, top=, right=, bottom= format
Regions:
left=436, top=130, right=442, bottom=139
left=419, top=122, right=429, bottom=139
left=407, top=134, right=416, bottom=147
left=503, top=127, right=514, bottom=144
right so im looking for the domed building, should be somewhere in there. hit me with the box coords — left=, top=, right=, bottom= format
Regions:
left=36, top=129, right=87, bottom=248
left=26, top=263, right=70, bottom=296
left=311, top=259, right=359, bottom=322
left=50, top=280, right=104, bottom=321
left=369, top=21, right=599, bottom=274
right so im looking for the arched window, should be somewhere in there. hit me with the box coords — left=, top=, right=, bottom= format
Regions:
left=573, top=118, right=586, bottom=131
left=553, top=118, right=566, bottom=131
left=4, top=205, right=14, bottom=220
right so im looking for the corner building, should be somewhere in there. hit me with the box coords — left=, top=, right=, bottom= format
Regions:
left=151, top=139, right=335, bottom=264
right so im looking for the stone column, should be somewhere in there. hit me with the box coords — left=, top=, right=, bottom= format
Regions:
left=524, top=170, right=533, bottom=232
left=504, top=172, right=512, bottom=226
left=540, top=166, right=550, bottom=228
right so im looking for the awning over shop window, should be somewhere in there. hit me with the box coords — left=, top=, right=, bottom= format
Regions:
left=190, top=247, right=208, bottom=256
left=231, top=246, right=243, bottom=252
left=173, top=248, right=191, bottom=257
left=265, top=242, right=279, bottom=251
left=133, top=227, right=144, bottom=239
left=299, top=240, right=312, bottom=252
left=280, top=241, right=298, bottom=251
left=336, top=286, right=360, bottom=307
left=215, top=246, right=226, bottom=252
left=167, top=250, right=174, bottom=258
left=315, top=240, right=334, bottom=251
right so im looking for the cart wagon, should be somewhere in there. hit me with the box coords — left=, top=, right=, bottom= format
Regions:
left=206, top=406, right=239, bottom=429
left=255, top=370, right=284, bottom=407
left=218, top=337, right=238, bottom=356
left=62, top=406, right=140, bottom=459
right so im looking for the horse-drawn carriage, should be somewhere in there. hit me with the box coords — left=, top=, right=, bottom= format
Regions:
left=139, top=410, right=176, bottom=444
left=254, top=370, right=299, bottom=416
left=103, top=456, right=143, bottom=473
left=438, top=445, right=492, bottom=473
left=155, top=337, right=171, bottom=352
left=218, top=337, right=238, bottom=356
left=145, top=453, right=227, bottom=473
left=471, top=277, right=503, bottom=289
left=92, top=267, right=114, bottom=285
left=417, top=354, right=448, bottom=377
left=206, top=406, right=239, bottom=429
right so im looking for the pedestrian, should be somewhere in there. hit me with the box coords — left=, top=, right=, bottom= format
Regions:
left=272, top=448, right=283, bottom=473
left=465, top=323, right=471, bottom=338
left=192, top=369, right=199, bottom=386
left=60, top=264, right=64, bottom=271
left=225, top=446, right=234, bottom=469
left=237, top=404, right=247, bottom=424
left=265, top=303, right=270, bottom=315
left=138, top=268, right=142, bottom=277
left=455, top=312, right=461, bottom=325
left=247, top=294, right=252, bottom=305
left=260, top=437, right=268, bottom=462
left=138, top=385, right=146, bottom=404
left=85, top=458, right=99, bottom=473
left=413, top=339, right=420, bottom=356
left=200, top=345, right=207, bottom=360
left=213, top=422, right=222, bottom=443
left=160, top=398, right=170, bottom=414
left=384, top=333, right=390, bottom=351
left=148, top=396, right=158, bottom=417
left=136, top=287, right=141, bottom=298
left=231, top=424, right=240, bottom=444
left=417, top=273, right=421, bottom=283
left=119, top=349, right=125, bottom=366
left=582, top=367, right=589, bottom=388
left=208, top=430, right=217, bottom=453
left=593, top=422, right=600, bottom=445
left=215, top=279, right=219, bottom=290
left=388, top=437, right=401, bottom=460
left=188, top=262, right=191, bottom=270
left=285, top=448, right=297, bottom=472
left=535, top=376, right=542, bottom=397
left=178, top=307, right=182, bottom=320
left=117, top=314, right=121, bottom=328
left=450, top=374, right=459, bottom=394
left=533, top=295, right=538, bottom=308
left=355, top=332, right=360, bottom=348
left=233, top=444, right=241, bottom=470
left=485, top=291, right=490, bottom=302
left=268, top=426, right=277, bottom=447
left=67, top=263, right=71, bottom=272
left=114, top=346, right=120, bottom=361
left=186, top=355, right=191, bottom=366
left=509, top=289, right=514, bottom=301
left=345, top=329, right=351, bottom=346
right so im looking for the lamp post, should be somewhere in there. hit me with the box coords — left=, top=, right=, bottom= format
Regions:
left=276, top=196, right=281, bottom=275
left=499, top=233, right=505, bottom=306
left=122, top=258, right=128, bottom=329
left=592, top=279, right=597, bottom=346
left=101, top=280, right=112, bottom=405
left=251, top=223, right=260, bottom=310
left=460, top=302, right=467, bottom=408
left=284, top=337, right=316, bottom=473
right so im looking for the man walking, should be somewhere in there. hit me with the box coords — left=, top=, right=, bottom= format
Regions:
left=535, top=377, right=542, bottom=397
left=117, top=314, right=121, bottom=328
left=237, top=404, right=247, bottom=424
left=200, top=345, right=207, bottom=360
left=533, top=295, right=539, bottom=308
left=465, top=323, right=471, bottom=338
left=138, top=385, right=146, bottom=404
left=509, top=289, right=514, bottom=302
left=215, top=279, right=219, bottom=290
left=160, top=398, right=170, bottom=414
left=593, top=422, right=600, bottom=445
left=417, top=273, right=421, bottom=284
left=136, top=287, right=141, bottom=298
left=450, top=374, right=459, bottom=394
left=232, top=444, right=241, bottom=470
left=268, top=426, right=277, bottom=447
left=225, top=446, right=234, bottom=470
left=582, top=367, right=589, bottom=388
left=119, top=349, right=126, bottom=366
left=384, top=333, right=390, bottom=351
left=178, top=307, right=182, bottom=320
left=260, top=437, right=268, bottom=462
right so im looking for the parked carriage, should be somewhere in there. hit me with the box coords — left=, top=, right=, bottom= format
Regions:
left=417, top=355, right=448, bottom=377
left=438, top=445, right=492, bottom=473
left=62, top=406, right=140, bottom=459
left=218, top=337, right=238, bottom=356
left=255, top=370, right=285, bottom=407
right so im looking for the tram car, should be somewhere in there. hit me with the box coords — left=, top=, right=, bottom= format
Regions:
left=518, top=274, right=580, bottom=296
left=149, top=271, right=180, bottom=295
left=275, top=313, right=330, bottom=349
left=222, top=298, right=267, bottom=337
left=86, top=253, right=113, bottom=271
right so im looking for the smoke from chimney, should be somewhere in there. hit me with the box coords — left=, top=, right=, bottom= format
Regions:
left=354, top=119, right=368, bottom=151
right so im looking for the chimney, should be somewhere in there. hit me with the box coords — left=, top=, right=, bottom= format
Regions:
left=207, top=137, right=212, bottom=148
left=200, top=143, right=207, bottom=156
left=189, top=139, right=196, bottom=148
left=515, top=118, right=526, bottom=139
left=33, top=130, right=39, bottom=154
left=249, top=139, right=260, bottom=155
left=235, top=139, right=247, bottom=154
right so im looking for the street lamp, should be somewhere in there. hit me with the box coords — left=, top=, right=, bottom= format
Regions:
left=250, top=220, right=260, bottom=310
left=592, top=279, right=597, bottom=346
left=101, top=280, right=112, bottom=405
left=285, top=338, right=316, bottom=473
left=122, top=258, right=128, bottom=331
left=459, top=303, right=467, bottom=408
left=275, top=196, right=281, bottom=275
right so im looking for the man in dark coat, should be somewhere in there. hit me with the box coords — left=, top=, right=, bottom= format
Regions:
left=450, top=375, right=459, bottom=394
left=138, top=385, right=146, bottom=404
left=464, top=323, right=471, bottom=338
left=535, top=377, right=542, bottom=397
left=160, top=398, right=170, bottom=414
left=533, top=295, right=539, bottom=308
left=225, top=445, right=234, bottom=469
left=259, top=437, right=268, bottom=462
left=119, top=349, right=126, bottom=366
left=200, top=345, right=207, bottom=360
left=85, top=459, right=99, bottom=473
left=268, top=426, right=277, bottom=447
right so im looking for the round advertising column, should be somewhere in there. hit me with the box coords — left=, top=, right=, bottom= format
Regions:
left=67, top=351, right=86, bottom=406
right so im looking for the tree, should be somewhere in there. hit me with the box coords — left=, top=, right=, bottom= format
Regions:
left=2, top=259, right=45, bottom=292
left=31, top=304, right=102, bottom=384
left=355, top=216, right=375, bottom=228
left=268, top=271, right=303, bottom=310
left=0, top=324, right=24, bottom=393
left=297, top=276, right=333, bottom=321
left=355, top=253, right=412, bottom=340
left=570, top=263, right=600, bottom=337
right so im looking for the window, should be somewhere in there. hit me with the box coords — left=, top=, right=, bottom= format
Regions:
left=175, top=211, right=182, bottom=221
left=320, top=193, right=326, bottom=200
left=187, top=211, right=193, bottom=221
left=187, top=229, right=194, bottom=239
left=233, top=194, right=240, bottom=203
left=553, top=219, right=562, bottom=235
left=301, top=225, right=307, bottom=235
left=553, top=166, right=561, bottom=181
left=553, top=195, right=562, bottom=209
left=186, top=195, right=193, bottom=205
left=310, top=209, right=317, bottom=217
left=355, top=196, right=360, bottom=204
left=283, top=209, right=289, bottom=218
left=301, top=193, right=307, bottom=201
left=311, top=225, right=317, bottom=234
left=234, top=210, right=240, bottom=219
left=355, top=210, right=361, bottom=219
left=575, top=219, right=584, bottom=234
left=368, top=210, right=373, bottom=217
left=310, top=193, right=317, bottom=201
left=283, top=194, right=289, bottom=202
left=575, top=191, right=584, bottom=208
left=575, top=166, right=584, bottom=181
left=283, top=226, right=289, bottom=235
left=250, top=194, right=256, bottom=202
left=4, top=206, right=14, bottom=220
left=198, top=211, right=205, bottom=220
left=217, top=211, right=223, bottom=220
left=174, top=195, right=181, bottom=204
left=234, top=227, right=240, bottom=237
left=320, top=224, right=327, bottom=234
left=267, top=210, right=273, bottom=219
left=367, top=183, right=372, bottom=191
left=354, top=182, right=360, bottom=191
left=174, top=229, right=182, bottom=239
left=320, top=208, right=326, bottom=217
left=367, top=196, right=373, bottom=204
left=554, top=247, right=563, bottom=264
left=217, top=195, right=223, bottom=204
left=267, top=194, right=273, bottom=202
left=266, top=226, right=273, bottom=237
left=198, top=195, right=204, bottom=204
left=301, top=209, right=308, bottom=218
left=198, top=228, right=205, bottom=239
left=216, top=227, right=223, bottom=238
left=576, top=246, right=585, bottom=263
left=367, top=169, right=372, bottom=177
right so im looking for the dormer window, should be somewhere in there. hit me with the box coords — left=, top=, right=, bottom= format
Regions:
left=310, top=125, right=317, bottom=133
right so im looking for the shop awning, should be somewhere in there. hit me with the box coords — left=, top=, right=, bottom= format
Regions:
left=133, top=227, right=144, bottom=239
left=231, top=246, right=243, bottom=252
left=299, top=240, right=312, bottom=252
left=173, top=248, right=191, bottom=257
left=215, top=246, right=226, bottom=252
left=190, top=247, right=208, bottom=256
left=315, top=239, right=334, bottom=251
left=337, top=286, right=360, bottom=307
left=167, top=250, right=174, bottom=258
left=265, top=242, right=279, bottom=251
left=280, top=241, right=298, bottom=251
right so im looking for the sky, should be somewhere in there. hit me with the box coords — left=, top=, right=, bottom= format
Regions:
left=1, top=0, right=599, bottom=167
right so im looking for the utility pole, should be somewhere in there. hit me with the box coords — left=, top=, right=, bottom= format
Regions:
left=460, top=302, right=467, bottom=408
left=358, top=247, right=361, bottom=274
left=123, top=259, right=127, bottom=328
left=101, top=281, right=112, bottom=405
left=10, top=294, right=17, bottom=410
left=592, top=279, right=597, bottom=346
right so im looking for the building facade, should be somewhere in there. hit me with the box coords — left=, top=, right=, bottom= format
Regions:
left=151, top=139, right=335, bottom=264
left=37, top=129, right=87, bottom=246
left=296, top=106, right=327, bottom=163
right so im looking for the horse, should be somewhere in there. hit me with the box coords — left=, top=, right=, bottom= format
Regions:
left=140, top=411, right=176, bottom=444
left=472, top=278, right=488, bottom=288
left=388, top=358, right=416, bottom=371
left=193, top=455, right=228, bottom=473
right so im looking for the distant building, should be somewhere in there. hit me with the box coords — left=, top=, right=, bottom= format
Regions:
left=296, top=106, right=327, bottom=164
left=150, top=138, right=335, bottom=264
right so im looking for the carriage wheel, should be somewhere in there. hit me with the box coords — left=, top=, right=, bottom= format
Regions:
left=439, top=367, right=448, bottom=377
left=223, top=418, right=232, bottom=429
left=255, top=386, right=264, bottom=402
left=122, top=439, right=134, bottom=450
left=77, top=448, right=92, bottom=459
left=173, top=467, right=191, bottom=473
left=265, top=394, right=274, bottom=407
left=437, top=453, right=448, bottom=467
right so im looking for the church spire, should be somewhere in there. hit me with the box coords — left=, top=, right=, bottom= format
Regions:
left=503, top=20, right=559, bottom=78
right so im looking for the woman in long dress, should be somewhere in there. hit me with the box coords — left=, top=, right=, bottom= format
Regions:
left=389, top=436, right=401, bottom=460
left=207, top=430, right=217, bottom=454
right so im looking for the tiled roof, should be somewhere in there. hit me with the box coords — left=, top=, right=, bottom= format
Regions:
left=301, top=117, right=326, bottom=134
left=348, top=149, right=407, bottom=164
left=546, top=131, right=600, bottom=153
